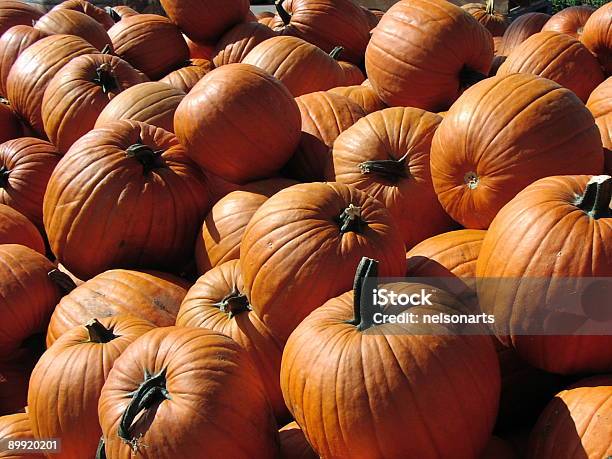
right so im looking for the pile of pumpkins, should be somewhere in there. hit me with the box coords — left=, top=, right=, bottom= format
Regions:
left=0, top=0, right=610, bottom=457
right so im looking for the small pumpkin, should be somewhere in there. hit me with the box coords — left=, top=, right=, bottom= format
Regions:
left=0, top=204, right=44, bottom=253
left=159, top=59, right=212, bottom=93
left=213, top=21, right=277, bottom=67
left=586, top=77, right=611, bottom=174
left=34, top=9, right=112, bottom=51
left=328, top=84, right=385, bottom=114
left=0, top=1, right=42, bottom=37
left=279, top=422, right=318, bottom=459
left=0, top=412, right=44, bottom=459
left=498, top=12, right=550, bottom=56
left=462, top=0, right=508, bottom=37
left=541, top=5, right=595, bottom=39
left=0, top=25, right=46, bottom=98
left=581, top=2, right=612, bottom=75
left=52, top=0, right=115, bottom=30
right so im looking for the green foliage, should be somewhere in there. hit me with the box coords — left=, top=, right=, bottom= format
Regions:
left=551, top=0, right=608, bottom=13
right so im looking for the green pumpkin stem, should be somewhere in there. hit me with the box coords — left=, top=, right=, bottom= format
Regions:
left=459, top=66, right=487, bottom=90
left=359, top=152, right=408, bottom=179
left=348, top=257, right=379, bottom=331
left=0, top=166, right=10, bottom=188
left=329, top=46, right=344, bottom=61
left=575, top=175, right=612, bottom=219
left=215, top=288, right=251, bottom=318
left=125, top=141, right=164, bottom=173
left=105, top=6, right=121, bottom=22
left=92, top=63, right=118, bottom=94
left=338, top=203, right=365, bottom=233
left=48, top=269, right=78, bottom=293
left=95, top=437, right=107, bottom=459
left=85, top=318, right=117, bottom=343
left=275, top=0, right=291, bottom=25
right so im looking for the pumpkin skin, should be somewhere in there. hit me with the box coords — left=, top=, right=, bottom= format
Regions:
left=0, top=352, right=36, bottom=415
left=98, top=326, right=279, bottom=459
left=0, top=204, right=44, bottom=253
left=34, top=9, right=112, bottom=51
left=94, top=81, right=184, bottom=133
left=497, top=31, right=604, bottom=103
left=0, top=102, right=21, bottom=143
left=541, top=5, right=595, bottom=39
left=279, top=422, right=317, bottom=459
left=6, top=34, right=98, bottom=136
left=110, top=5, right=138, bottom=20
left=0, top=412, right=44, bottom=459
left=42, top=53, right=148, bottom=154
left=430, top=73, right=603, bottom=229
left=176, top=260, right=289, bottom=423
left=159, top=59, right=212, bottom=93
left=285, top=91, right=365, bottom=182
left=328, top=84, right=385, bottom=114
left=46, top=269, right=189, bottom=346
left=498, top=12, right=550, bottom=56
left=327, top=107, right=455, bottom=247
left=581, top=2, right=612, bottom=76
left=462, top=0, right=508, bottom=37
left=476, top=175, right=612, bottom=374
left=213, top=21, right=276, bottom=67
left=52, top=0, right=114, bottom=30
left=174, top=63, right=301, bottom=184
left=43, top=120, right=209, bottom=280
left=29, top=316, right=154, bottom=459
left=243, top=36, right=345, bottom=97
left=365, top=0, right=493, bottom=111
left=0, top=25, right=46, bottom=98
left=184, top=34, right=215, bottom=60
left=107, top=14, right=189, bottom=79
left=0, top=1, right=42, bottom=37
left=338, top=60, right=365, bottom=86
left=240, top=182, right=406, bottom=342
left=586, top=77, right=611, bottom=174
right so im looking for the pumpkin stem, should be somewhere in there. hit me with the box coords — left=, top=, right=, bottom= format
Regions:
left=85, top=318, right=117, bottom=343
left=125, top=141, right=165, bottom=174
left=118, top=368, right=172, bottom=451
left=48, top=269, right=77, bottom=293
left=485, top=0, right=495, bottom=14
left=459, top=66, right=487, bottom=90
left=329, top=46, right=344, bottom=60
left=96, top=437, right=107, bottom=459
left=92, top=62, right=118, bottom=94
left=574, top=175, right=612, bottom=219
left=101, top=44, right=113, bottom=55
left=275, top=0, right=291, bottom=25
left=0, top=166, right=10, bottom=188
left=348, top=257, right=379, bottom=331
left=214, top=288, right=251, bottom=318
left=105, top=7, right=121, bottom=22
left=359, top=152, right=408, bottom=180
left=337, top=203, right=365, bottom=233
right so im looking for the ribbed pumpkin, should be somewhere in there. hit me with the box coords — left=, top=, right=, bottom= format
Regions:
left=542, top=5, right=595, bottom=39
left=337, top=60, right=365, bottom=86
left=184, top=34, right=215, bottom=60
left=107, top=14, right=188, bottom=79
left=587, top=77, right=611, bottom=174
left=176, top=260, right=288, bottom=423
left=430, top=73, right=603, bottom=229
left=6, top=34, right=97, bottom=135
left=46, top=269, right=189, bottom=346
left=109, top=5, right=138, bottom=20
left=0, top=102, right=21, bottom=143
left=213, top=21, right=276, bottom=67
left=279, top=422, right=318, bottom=459
left=43, top=120, right=209, bottom=280
left=52, top=0, right=115, bottom=30
left=281, top=258, right=500, bottom=458
left=477, top=175, right=612, bottom=374
left=98, top=326, right=279, bottom=458
left=29, top=316, right=154, bottom=459
left=365, top=0, right=493, bottom=111
left=581, top=2, right=612, bottom=75
left=327, top=107, right=455, bottom=247
left=240, top=182, right=406, bottom=342
left=462, top=0, right=508, bottom=37
left=204, top=170, right=243, bottom=204
left=159, top=59, right=212, bottom=93
left=0, top=204, right=44, bottom=253
left=285, top=91, right=365, bottom=182
left=498, top=12, right=550, bottom=56
left=34, top=9, right=111, bottom=51
left=0, top=25, right=46, bottom=98
left=0, top=352, right=36, bottom=415
left=0, top=1, right=42, bottom=37
left=42, top=53, right=148, bottom=153
left=328, top=84, right=385, bottom=114
left=497, top=31, right=604, bottom=102
left=94, top=81, right=184, bottom=133
left=0, top=137, right=60, bottom=228
left=0, top=412, right=44, bottom=459
left=174, top=63, right=301, bottom=184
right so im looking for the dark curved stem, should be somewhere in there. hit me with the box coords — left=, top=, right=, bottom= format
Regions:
left=92, top=63, right=118, bottom=94
left=105, top=6, right=121, bottom=22
left=48, top=269, right=77, bottom=293
left=214, top=288, right=251, bottom=318
left=575, top=175, right=612, bottom=219
left=459, top=66, right=487, bottom=90
left=85, top=318, right=117, bottom=343
left=0, top=166, right=9, bottom=188
left=275, top=0, right=291, bottom=25
left=347, top=257, right=379, bottom=331
left=337, top=204, right=365, bottom=233
left=96, top=437, right=107, bottom=459
left=359, top=152, right=408, bottom=179
left=329, top=46, right=344, bottom=61
left=125, top=140, right=165, bottom=174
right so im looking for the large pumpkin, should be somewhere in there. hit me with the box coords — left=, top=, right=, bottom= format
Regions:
left=285, top=91, right=365, bottom=182
left=0, top=204, right=44, bottom=253
left=477, top=175, right=612, bottom=374
left=365, top=0, right=493, bottom=111
left=587, top=77, right=611, bottom=174
left=279, top=422, right=317, bottom=459
left=327, top=107, right=455, bottom=247
left=94, top=81, right=184, bottom=133
left=213, top=21, right=276, bottom=67
left=541, top=5, right=595, bottom=39
left=281, top=258, right=500, bottom=458
left=6, top=34, right=97, bottom=136
left=581, top=2, right=612, bottom=75
left=98, top=326, right=279, bottom=458
left=328, top=84, right=385, bottom=114
left=159, top=59, right=212, bottom=93
left=0, top=412, right=45, bottom=459
left=0, top=137, right=60, bottom=228
left=0, top=0, right=42, bottom=37
left=336, top=59, right=365, bottom=86
left=107, top=14, right=188, bottom=79
left=34, top=9, right=111, bottom=51
left=43, top=120, right=209, bottom=279
left=498, top=12, right=550, bottom=56
left=0, top=25, right=46, bottom=98
left=430, top=73, right=603, bottom=229
left=174, top=63, right=301, bottom=184
left=46, top=269, right=189, bottom=346
left=497, top=31, right=604, bottom=102
left=52, top=0, right=115, bottom=30
left=240, top=182, right=406, bottom=342
left=42, top=53, right=148, bottom=153
left=462, top=0, right=508, bottom=37
left=29, top=316, right=154, bottom=459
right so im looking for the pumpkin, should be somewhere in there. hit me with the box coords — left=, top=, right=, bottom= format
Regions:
left=279, top=422, right=318, bottom=459
left=6, top=34, right=98, bottom=136
left=257, top=11, right=274, bottom=20
left=360, top=6, right=381, bottom=31
left=242, top=36, right=345, bottom=97
left=184, top=34, right=215, bottom=60
left=498, top=12, right=550, bottom=56
left=196, top=178, right=296, bottom=274
left=0, top=102, right=21, bottom=143
left=0, top=137, right=60, bottom=228
left=327, top=107, right=455, bottom=247
left=0, top=25, right=46, bottom=98
left=477, top=175, right=612, bottom=374
left=176, top=260, right=289, bottom=423
left=159, top=59, right=212, bottom=93
left=489, top=54, right=506, bottom=76
left=0, top=352, right=36, bottom=415
left=365, top=0, right=493, bottom=111
left=29, top=316, right=154, bottom=459
left=107, top=14, right=189, bottom=79
left=493, top=35, right=503, bottom=54
left=462, top=0, right=508, bottom=37
left=174, top=63, right=301, bottom=184
left=528, top=376, right=612, bottom=458
left=542, top=5, right=595, bottom=40
left=42, top=53, right=148, bottom=154
left=240, top=182, right=406, bottom=342
left=337, top=60, right=365, bottom=86
left=581, top=2, right=612, bottom=75
left=285, top=91, right=365, bottom=182
left=0, top=204, right=44, bottom=253
left=97, top=326, right=279, bottom=458
left=43, top=120, right=209, bottom=280
left=213, top=21, right=276, bottom=67
left=259, top=15, right=276, bottom=28
left=328, top=84, right=385, bottom=114
left=34, top=9, right=112, bottom=51
left=280, top=258, right=500, bottom=458
left=53, top=0, right=114, bottom=29
left=272, top=0, right=370, bottom=64
left=204, top=170, right=243, bottom=204
left=0, top=1, right=42, bottom=37
left=159, top=0, right=248, bottom=43
left=0, top=412, right=44, bottom=459
left=482, top=437, right=518, bottom=459
left=46, top=269, right=189, bottom=346
left=586, top=77, right=611, bottom=174
left=497, top=31, right=604, bottom=102
left=430, top=73, right=603, bottom=229
left=94, top=81, right=184, bottom=133
left=108, top=5, right=138, bottom=20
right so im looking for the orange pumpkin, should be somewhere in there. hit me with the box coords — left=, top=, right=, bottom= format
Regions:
left=0, top=1, right=42, bottom=37
left=0, top=25, right=46, bottom=98
left=0, top=204, right=44, bottom=253
left=328, top=84, right=385, bottom=114
left=108, top=5, right=138, bottom=20
left=159, top=59, right=212, bottom=93
left=0, top=101, right=21, bottom=144
left=586, top=77, right=611, bottom=174
left=462, top=0, right=508, bottom=37
left=0, top=352, right=37, bottom=415
left=0, top=412, right=44, bottom=459
left=581, top=2, right=612, bottom=75
left=541, top=5, right=595, bottom=39
left=213, top=21, right=276, bottom=67
left=279, top=422, right=318, bottom=459
left=34, top=9, right=111, bottom=51
left=498, top=12, right=550, bottom=56
left=184, top=34, right=215, bottom=60
left=52, top=0, right=115, bottom=30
